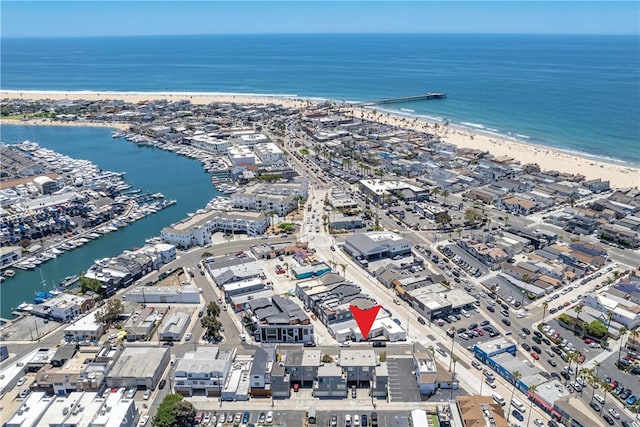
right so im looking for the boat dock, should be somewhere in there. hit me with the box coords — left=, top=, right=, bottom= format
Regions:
left=358, top=92, right=447, bottom=106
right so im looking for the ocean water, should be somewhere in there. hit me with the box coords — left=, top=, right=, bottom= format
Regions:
left=0, top=125, right=217, bottom=318
left=1, top=33, right=639, bottom=163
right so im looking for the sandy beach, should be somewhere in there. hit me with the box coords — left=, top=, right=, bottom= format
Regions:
left=2, top=90, right=638, bottom=189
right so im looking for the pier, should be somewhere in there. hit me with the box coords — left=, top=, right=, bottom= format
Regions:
left=358, top=92, right=447, bottom=106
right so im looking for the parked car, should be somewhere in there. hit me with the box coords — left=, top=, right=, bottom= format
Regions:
left=590, top=402, right=601, bottom=412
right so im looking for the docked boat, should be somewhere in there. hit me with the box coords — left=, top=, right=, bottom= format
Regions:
left=59, top=275, right=80, bottom=288
left=3, top=269, right=16, bottom=277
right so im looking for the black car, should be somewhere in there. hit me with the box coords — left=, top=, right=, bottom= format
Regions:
left=457, top=327, right=467, bottom=334
left=548, top=359, right=557, bottom=367
left=590, top=402, right=601, bottom=412
left=468, top=323, right=478, bottom=330
left=487, top=305, right=495, bottom=313
left=502, top=318, right=511, bottom=326
left=372, top=341, right=386, bottom=347
left=542, top=337, right=551, bottom=346
left=522, top=343, right=531, bottom=351
left=532, top=345, right=542, bottom=354
left=561, top=371, right=571, bottom=380
left=501, top=303, right=509, bottom=311
left=552, top=346, right=562, bottom=355
left=198, top=310, right=204, bottom=317
left=480, top=320, right=491, bottom=326
left=522, top=327, right=531, bottom=335
left=603, top=414, right=615, bottom=425
left=158, top=379, right=167, bottom=389
left=533, top=335, right=542, bottom=344
left=417, top=316, right=426, bottom=325
left=533, top=331, right=542, bottom=338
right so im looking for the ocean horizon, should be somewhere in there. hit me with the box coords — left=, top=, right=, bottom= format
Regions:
left=2, top=33, right=639, bottom=164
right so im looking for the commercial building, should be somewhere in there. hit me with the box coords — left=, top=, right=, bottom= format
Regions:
left=41, top=293, right=93, bottom=323
left=221, top=357, right=252, bottom=401
left=456, top=395, right=509, bottom=427
left=0, top=246, right=22, bottom=267
left=106, top=346, right=170, bottom=390
left=232, top=183, right=307, bottom=217
left=291, top=262, right=332, bottom=280
left=407, top=284, right=477, bottom=321
left=174, top=347, right=234, bottom=397
left=4, top=389, right=139, bottom=427
left=413, top=353, right=457, bottom=396
left=124, top=284, right=201, bottom=304
left=158, top=311, right=191, bottom=341
left=33, top=346, right=107, bottom=395
left=63, top=311, right=104, bottom=343
left=254, top=142, right=285, bottom=165
left=343, top=231, right=412, bottom=260
left=246, top=295, right=314, bottom=344
left=162, top=209, right=269, bottom=247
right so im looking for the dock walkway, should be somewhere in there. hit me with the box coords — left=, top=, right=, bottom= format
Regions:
left=358, top=92, right=446, bottom=106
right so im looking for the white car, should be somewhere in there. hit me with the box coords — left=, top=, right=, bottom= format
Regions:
left=534, top=420, right=544, bottom=427
left=16, top=376, right=27, bottom=386
left=266, top=411, right=273, bottom=423
left=340, top=341, right=351, bottom=347
left=185, top=333, right=192, bottom=341
left=126, top=389, right=135, bottom=399
left=353, top=414, right=360, bottom=426
left=594, top=394, right=605, bottom=404
left=608, top=408, right=620, bottom=419
left=143, top=390, right=151, bottom=400
left=139, top=415, right=149, bottom=426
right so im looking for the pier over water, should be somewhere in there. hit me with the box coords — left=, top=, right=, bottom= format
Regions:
left=358, top=92, right=447, bottom=106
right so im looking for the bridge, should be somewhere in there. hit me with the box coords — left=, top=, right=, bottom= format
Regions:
left=358, top=92, right=447, bottom=106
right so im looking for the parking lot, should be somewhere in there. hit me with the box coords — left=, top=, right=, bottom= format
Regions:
left=315, top=410, right=411, bottom=427
left=387, top=358, right=421, bottom=402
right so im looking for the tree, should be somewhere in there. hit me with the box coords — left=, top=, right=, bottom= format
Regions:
left=201, top=316, right=222, bottom=340
left=450, top=355, right=459, bottom=399
left=588, top=320, right=607, bottom=338
left=441, top=189, right=450, bottom=206
left=572, top=305, right=584, bottom=334
left=618, top=326, right=629, bottom=364
left=79, top=274, right=103, bottom=294
left=448, top=327, right=456, bottom=372
left=541, top=301, right=549, bottom=323
left=431, top=187, right=440, bottom=202
left=435, top=212, right=452, bottom=228
left=173, top=400, right=197, bottom=427
left=526, top=384, right=538, bottom=427
left=605, top=311, right=615, bottom=338
left=321, top=354, right=334, bottom=363
left=153, top=394, right=183, bottom=427
left=507, top=370, right=522, bottom=420
left=464, top=209, right=482, bottom=225
left=95, top=299, right=124, bottom=327
left=206, top=301, right=221, bottom=318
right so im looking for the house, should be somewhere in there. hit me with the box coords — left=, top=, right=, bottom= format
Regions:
left=285, top=349, right=321, bottom=387
left=339, top=349, right=378, bottom=387
left=174, top=347, right=234, bottom=397
left=249, top=346, right=275, bottom=396
left=247, top=296, right=314, bottom=344
left=63, top=311, right=104, bottom=343
left=313, top=363, right=347, bottom=398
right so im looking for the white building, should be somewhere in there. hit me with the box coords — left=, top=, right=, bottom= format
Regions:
left=231, top=183, right=308, bottom=216
left=582, top=293, right=640, bottom=329
left=124, top=285, right=201, bottom=304
left=238, top=133, right=268, bottom=146
left=158, top=311, right=191, bottom=341
left=4, top=390, right=139, bottom=427
left=174, top=347, right=235, bottom=397
left=64, top=311, right=104, bottom=343
left=228, top=145, right=256, bottom=166
left=0, top=246, right=22, bottom=267
left=41, top=294, right=91, bottom=323
left=161, top=209, right=269, bottom=247
left=254, top=142, right=284, bottom=165
left=189, top=135, right=229, bottom=154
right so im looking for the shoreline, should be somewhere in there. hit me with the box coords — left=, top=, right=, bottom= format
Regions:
left=2, top=89, right=638, bottom=189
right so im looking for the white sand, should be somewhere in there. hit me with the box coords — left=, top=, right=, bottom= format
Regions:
left=2, top=90, right=638, bottom=189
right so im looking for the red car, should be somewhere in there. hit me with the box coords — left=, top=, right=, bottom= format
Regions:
left=531, top=352, right=540, bottom=360
left=474, top=328, right=484, bottom=336
left=293, top=383, right=300, bottom=392
left=563, top=301, right=570, bottom=307
left=610, top=380, right=618, bottom=389
left=577, top=354, right=586, bottom=364
left=584, top=338, right=594, bottom=344
left=276, top=269, right=285, bottom=274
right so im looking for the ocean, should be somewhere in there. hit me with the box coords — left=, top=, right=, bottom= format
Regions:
left=2, top=33, right=639, bottom=164
left=0, top=125, right=217, bottom=319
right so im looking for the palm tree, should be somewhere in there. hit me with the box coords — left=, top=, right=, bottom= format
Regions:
left=541, top=301, right=549, bottom=323
left=431, top=187, right=440, bottom=203
left=526, top=384, right=538, bottom=427
left=572, top=305, right=584, bottom=335
left=448, top=327, right=456, bottom=372
left=339, top=263, right=347, bottom=278
left=441, top=189, right=450, bottom=206
left=618, top=326, right=629, bottom=364
left=605, top=311, right=615, bottom=338
left=507, top=370, right=522, bottom=419
left=450, top=355, right=459, bottom=399
left=600, top=379, right=612, bottom=407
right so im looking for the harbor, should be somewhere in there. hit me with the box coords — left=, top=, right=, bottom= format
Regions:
left=0, top=125, right=218, bottom=319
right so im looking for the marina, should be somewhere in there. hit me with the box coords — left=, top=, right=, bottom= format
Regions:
left=0, top=125, right=218, bottom=319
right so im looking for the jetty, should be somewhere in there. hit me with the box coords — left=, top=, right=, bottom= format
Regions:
left=357, top=92, right=447, bottom=106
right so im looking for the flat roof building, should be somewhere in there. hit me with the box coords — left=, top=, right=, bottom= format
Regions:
left=106, top=346, right=170, bottom=390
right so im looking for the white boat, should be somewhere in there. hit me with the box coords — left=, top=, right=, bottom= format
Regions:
left=3, top=269, right=16, bottom=277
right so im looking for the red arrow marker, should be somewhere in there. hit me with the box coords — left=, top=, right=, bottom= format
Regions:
left=350, top=304, right=382, bottom=340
